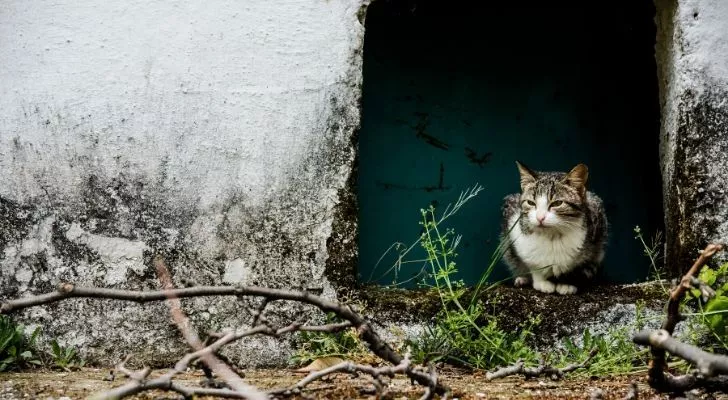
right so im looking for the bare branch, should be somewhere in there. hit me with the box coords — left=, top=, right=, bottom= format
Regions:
left=251, top=298, right=269, bottom=327
left=152, top=256, right=266, bottom=400
left=0, top=280, right=447, bottom=395
left=484, top=360, right=524, bottom=380
left=662, top=243, right=723, bottom=335
left=298, top=321, right=352, bottom=332
left=634, top=329, right=728, bottom=377
left=485, top=348, right=597, bottom=381
left=90, top=378, right=252, bottom=400
left=92, top=321, right=368, bottom=400
left=116, top=356, right=150, bottom=382
left=270, top=352, right=413, bottom=397
left=417, top=364, right=439, bottom=400
left=632, top=243, right=725, bottom=392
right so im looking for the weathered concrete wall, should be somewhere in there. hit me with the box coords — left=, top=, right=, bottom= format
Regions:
left=0, top=0, right=367, bottom=367
left=656, top=0, right=728, bottom=274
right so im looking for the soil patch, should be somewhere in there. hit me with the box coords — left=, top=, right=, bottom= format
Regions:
left=0, top=367, right=723, bottom=399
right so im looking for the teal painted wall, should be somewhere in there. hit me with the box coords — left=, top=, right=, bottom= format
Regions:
left=357, top=1, right=663, bottom=287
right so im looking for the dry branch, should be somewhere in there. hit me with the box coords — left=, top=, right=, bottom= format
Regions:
left=661, top=244, right=723, bottom=335
left=485, top=348, right=597, bottom=381
left=1, top=264, right=446, bottom=398
left=634, top=330, right=728, bottom=377
left=270, top=352, right=417, bottom=398
left=632, top=243, right=727, bottom=393
left=153, top=256, right=264, bottom=399
left=0, top=282, right=438, bottom=386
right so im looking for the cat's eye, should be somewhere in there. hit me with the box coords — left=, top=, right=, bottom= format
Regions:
left=550, top=200, right=564, bottom=208
left=525, top=200, right=536, bottom=206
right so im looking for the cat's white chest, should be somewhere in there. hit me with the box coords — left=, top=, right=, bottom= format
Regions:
left=508, top=215, right=586, bottom=278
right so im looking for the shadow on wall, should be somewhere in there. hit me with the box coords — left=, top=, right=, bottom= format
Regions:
left=357, top=0, right=663, bottom=287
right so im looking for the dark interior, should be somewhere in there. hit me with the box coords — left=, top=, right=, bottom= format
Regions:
left=357, top=0, right=663, bottom=287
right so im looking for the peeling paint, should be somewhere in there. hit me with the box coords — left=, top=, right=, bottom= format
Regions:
left=222, top=258, right=249, bottom=284
left=0, top=0, right=368, bottom=367
left=65, top=223, right=148, bottom=285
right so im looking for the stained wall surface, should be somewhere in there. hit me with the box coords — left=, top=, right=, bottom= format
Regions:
left=655, top=0, right=728, bottom=273
left=0, top=0, right=366, bottom=366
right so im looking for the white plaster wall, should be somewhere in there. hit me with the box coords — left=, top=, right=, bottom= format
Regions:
left=656, top=0, right=728, bottom=268
left=676, top=0, right=728, bottom=91
left=0, top=0, right=362, bottom=208
left=0, top=0, right=367, bottom=366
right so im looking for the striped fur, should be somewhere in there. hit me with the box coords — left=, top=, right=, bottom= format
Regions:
left=500, top=162, right=608, bottom=295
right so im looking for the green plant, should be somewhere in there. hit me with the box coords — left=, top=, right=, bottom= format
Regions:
left=0, top=316, right=42, bottom=371
left=557, top=326, right=649, bottom=376
left=634, top=225, right=667, bottom=294
left=48, top=339, right=85, bottom=371
left=682, top=260, right=728, bottom=351
left=367, top=186, right=490, bottom=287
left=399, top=185, right=539, bottom=369
left=290, top=312, right=369, bottom=365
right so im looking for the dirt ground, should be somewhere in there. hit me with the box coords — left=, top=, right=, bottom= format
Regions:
left=1, top=367, right=726, bottom=400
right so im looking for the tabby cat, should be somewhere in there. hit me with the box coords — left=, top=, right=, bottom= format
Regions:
left=500, top=161, right=608, bottom=295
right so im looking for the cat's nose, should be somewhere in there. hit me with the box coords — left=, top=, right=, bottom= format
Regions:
left=537, top=213, right=546, bottom=224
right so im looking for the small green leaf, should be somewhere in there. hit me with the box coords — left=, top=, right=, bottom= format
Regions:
left=19, top=351, right=32, bottom=359
left=29, top=327, right=41, bottom=346
left=699, top=268, right=718, bottom=286
left=705, top=295, right=728, bottom=336
left=0, top=334, right=14, bottom=353
left=718, top=262, right=728, bottom=275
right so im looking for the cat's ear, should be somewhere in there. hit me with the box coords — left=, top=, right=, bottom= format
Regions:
left=564, top=163, right=589, bottom=195
left=515, top=161, right=537, bottom=190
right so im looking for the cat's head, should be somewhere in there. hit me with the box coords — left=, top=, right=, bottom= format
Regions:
left=515, top=161, right=588, bottom=231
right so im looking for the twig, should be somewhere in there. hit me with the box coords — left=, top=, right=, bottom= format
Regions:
left=662, top=244, right=723, bottom=335
left=485, top=348, right=598, bottom=380
left=152, top=256, right=264, bottom=400
left=0, top=281, right=446, bottom=395
left=634, top=329, right=728, bottom=376
left=93, top=321, right=367, bottom=400
left=270, top=352, right=414, bottom=398
left=634, top=243, right=724, bottom=392
left=484, top=360, right=525, bottom=380
left=417, top=363, right=439, bottom=400
left=93, top=378, right=251, bottom=400
left=251, top=298, right=270, bottom=327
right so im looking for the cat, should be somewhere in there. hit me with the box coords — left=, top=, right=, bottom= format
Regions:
left=500, top=161, right=608, bottom=295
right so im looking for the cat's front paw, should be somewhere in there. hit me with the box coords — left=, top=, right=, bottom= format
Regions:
left=555, top=283, right=578, bottom=295
left=514, top=276, right=531, bottom=287
left=532, top=279, right=555, bottom=294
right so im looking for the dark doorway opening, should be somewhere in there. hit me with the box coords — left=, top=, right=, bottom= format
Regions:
left=358, top=0, right=663, bottom=287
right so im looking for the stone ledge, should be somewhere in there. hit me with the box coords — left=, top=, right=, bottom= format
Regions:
left=358, top=282, right=668, bottom=348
